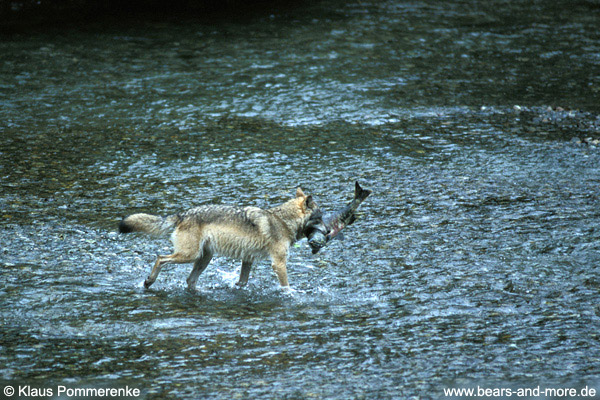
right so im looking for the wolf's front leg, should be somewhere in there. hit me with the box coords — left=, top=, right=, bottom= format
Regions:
left=271, top=254, right=289, bottom=288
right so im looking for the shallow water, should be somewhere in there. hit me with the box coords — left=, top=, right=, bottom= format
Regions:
left=1, top=0, right=600, bottom=398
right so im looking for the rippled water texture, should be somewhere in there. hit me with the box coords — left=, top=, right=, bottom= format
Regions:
left=1, top=0, right=600, bottom=398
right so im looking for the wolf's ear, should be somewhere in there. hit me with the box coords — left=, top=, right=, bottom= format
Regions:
left=300, top=195, right=315, bottom=212
left=296, top=187, right=306, bottom=198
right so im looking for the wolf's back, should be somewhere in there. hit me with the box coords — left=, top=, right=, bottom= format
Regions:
left=119, top=213, right=178, bottom=235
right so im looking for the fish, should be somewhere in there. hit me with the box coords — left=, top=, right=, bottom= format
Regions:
left=304, top=181, right=372, bottom=254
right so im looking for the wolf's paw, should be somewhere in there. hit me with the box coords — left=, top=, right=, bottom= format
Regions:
left=234, top=280, right=248, bottom=289
left=280, top=285, right=297, bottom=296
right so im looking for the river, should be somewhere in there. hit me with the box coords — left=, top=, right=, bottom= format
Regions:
left=1, top=0, right=599, bottom=398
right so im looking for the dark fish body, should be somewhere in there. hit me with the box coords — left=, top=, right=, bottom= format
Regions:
left=305, top=181, right=372, bottom=254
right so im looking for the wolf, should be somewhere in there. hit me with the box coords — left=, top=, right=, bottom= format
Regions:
left=118, top=188, right=319, bottom=290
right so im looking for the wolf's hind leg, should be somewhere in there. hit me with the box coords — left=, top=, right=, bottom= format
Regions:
left=236, top=260, right=253, bottom=287
left=144, top=252, right=195, bottom=289
left=186, top=250, right=213, bottom=291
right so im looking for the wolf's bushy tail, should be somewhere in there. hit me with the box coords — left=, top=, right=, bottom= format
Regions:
left=119, top=213, right=179, bottom=235
left=354, top=181, right=372, bottom=202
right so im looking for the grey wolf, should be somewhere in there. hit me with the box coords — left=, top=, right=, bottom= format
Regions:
left=119, top=188, right=319, bottom=290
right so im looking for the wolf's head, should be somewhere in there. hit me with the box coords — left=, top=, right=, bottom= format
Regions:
left=294, top=187, right=318, bottom=216
left=292, top=188, right=322, bottom=240
left=272, top=187, right=319, bottom=241
left=270, top=187, right=319, bottom=237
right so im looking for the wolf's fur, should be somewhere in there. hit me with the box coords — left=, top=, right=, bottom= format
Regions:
left=119, top=188, right=318, bottom=290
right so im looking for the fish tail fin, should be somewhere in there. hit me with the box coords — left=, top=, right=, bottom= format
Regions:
left=354, top=181, right=372, bottom=202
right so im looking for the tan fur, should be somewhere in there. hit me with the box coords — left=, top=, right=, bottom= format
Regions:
left=119, top=188, right=318, bottom=290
